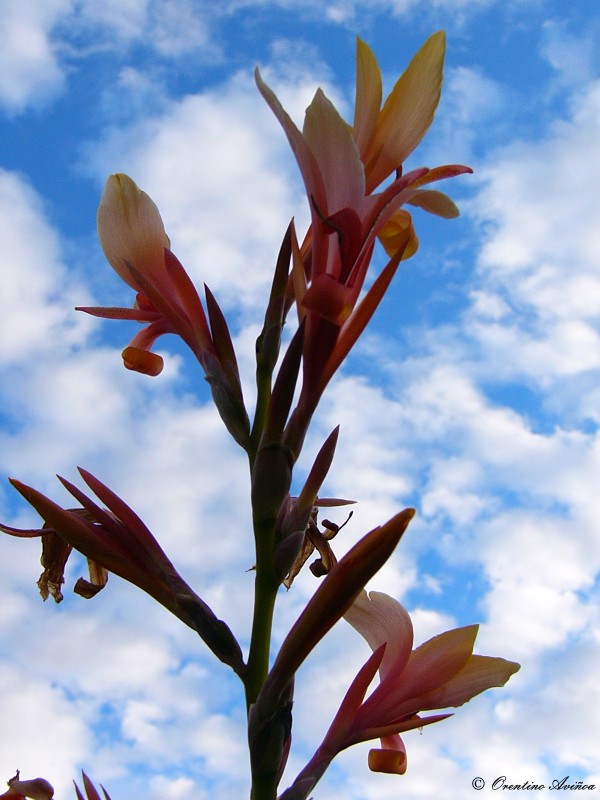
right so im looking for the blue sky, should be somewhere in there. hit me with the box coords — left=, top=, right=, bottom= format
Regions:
left=1, top=1, right=600, bottom=798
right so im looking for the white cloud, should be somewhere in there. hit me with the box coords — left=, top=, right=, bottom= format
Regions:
left=3, top=7, right=600, bottom=799
left=0, top=0, right=72, bottom=112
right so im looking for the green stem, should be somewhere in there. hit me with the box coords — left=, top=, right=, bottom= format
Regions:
left=245, top=536, right=278, bottom=707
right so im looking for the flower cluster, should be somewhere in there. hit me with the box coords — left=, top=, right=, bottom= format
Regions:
left=1, top=32, right=518, bottom=800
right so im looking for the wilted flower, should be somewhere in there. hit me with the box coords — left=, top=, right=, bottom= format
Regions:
left=0, top=773, right=53, bottom=800
left=3, top=469, right=245, bottom=675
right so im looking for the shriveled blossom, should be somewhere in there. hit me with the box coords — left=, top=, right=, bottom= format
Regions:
left=256, top=33, right=471, bottom=450
left=281, top=591, right=519, bottom=798
left=0, top=773, right=53, bottom=800
left=3, top=469, right=245, bottom=675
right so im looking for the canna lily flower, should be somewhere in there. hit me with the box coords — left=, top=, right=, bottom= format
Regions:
left=281, top=592, right=519, bottom=798
left=256, top=33, right=471, bottom=449
left=80, top=173, right=212, bottom=377
left=78, top=174, right=249, bottom=445
left=4, top=469, right=245, bottom=675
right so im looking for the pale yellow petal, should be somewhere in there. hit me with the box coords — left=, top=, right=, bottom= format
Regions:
left=97, top=173, right=170, bottom=289
left=387, top=624, right=478, bottom=706
left=407, top=189, right=460, bottom=218
left=366, top=31, right=446, bottom=191
left=353, top=38, right=382, bottom=161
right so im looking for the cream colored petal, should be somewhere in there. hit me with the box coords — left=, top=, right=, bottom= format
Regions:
left=416, top=654, right=521, bottom=710
left=353, top=38, right=382, bottom=161
left=97, top=173, right=170, bottom=289
left=345, top=590, right=414, bottom=678
left=366, top=31, right=446, bottom=191
left=381, top=624, right=478, bottom=712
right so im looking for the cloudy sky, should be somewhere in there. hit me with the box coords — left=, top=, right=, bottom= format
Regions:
left=1, top=0, right=600, bottom=798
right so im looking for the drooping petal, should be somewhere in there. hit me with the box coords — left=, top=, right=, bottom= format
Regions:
left=301, top=273, right=354, bottom=324
left=1, top=777, right=54, bottom=800
left=97, top=174, right=170, bottom=289
left=365, top=31, right=446, bottom=191
left=353, top=38, right=382, bottom=161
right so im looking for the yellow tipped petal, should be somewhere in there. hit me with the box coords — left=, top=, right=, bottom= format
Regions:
left=417, top=654, right=521, bottom=710
left=97, top=173, right=170, bottom=289
left=366, top=31, right=446, bottom=191
left=354, top=38, right=383, bottom=160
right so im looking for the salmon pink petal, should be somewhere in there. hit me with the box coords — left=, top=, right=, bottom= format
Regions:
left=301, top=274, right=353, bottom=324
left=303, top=89, right=366, bottom=216
left=255, top=69, right=327, bottom=215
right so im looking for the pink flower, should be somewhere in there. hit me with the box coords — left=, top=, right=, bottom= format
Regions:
left=339, top=591, right=520, bottom=772
left=256, top=33, right=471, bottom=443
left=79, top=173, right=214, bottom=376
left=281, top=591, right=519, bottom=798
left=79, top=174, right=249, bottom=445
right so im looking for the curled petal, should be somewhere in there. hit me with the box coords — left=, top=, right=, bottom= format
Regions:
left=378, top=209, right=419, bottom=259
left=368, top=735, right=407, bottom=775
left=122, top=345, right=164, bottom=376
